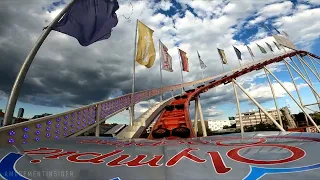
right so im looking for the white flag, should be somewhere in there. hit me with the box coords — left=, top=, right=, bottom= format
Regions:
left=159, top=40, right=173, bottom=72
left=197, top=50, right=207, bottom=69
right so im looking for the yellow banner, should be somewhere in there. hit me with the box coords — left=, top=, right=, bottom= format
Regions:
left=135, top=20, right=156, bottom=68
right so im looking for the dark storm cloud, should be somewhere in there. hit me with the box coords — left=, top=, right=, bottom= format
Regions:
left=0, top=0, right=182, bottom=108
left=0, top=1, right=135, bottom=107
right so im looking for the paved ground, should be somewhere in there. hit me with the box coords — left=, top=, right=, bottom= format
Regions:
left=1, top=131, right=320, bottom=180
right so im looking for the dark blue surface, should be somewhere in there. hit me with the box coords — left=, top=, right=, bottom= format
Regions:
left=0, top=153, right=28, bottom=180
left=53, top=0, right=119, bottom=46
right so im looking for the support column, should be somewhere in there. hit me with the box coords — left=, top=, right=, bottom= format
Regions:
left=298, top=55, right=320, bottom=82
left=197, top=98, right=207, bottom=137
left=232, top=80, right=244, bottom=137
left=289, top=57, right=305, bottom=77
left=129, top=105, right=134, bottom=126
left=3, top=0, right=77, bottom=126
left=297, top=55, right=320, bottom=110
left=283, top=61, right=309, bottom=125
left=95, top=104, right=102, bottom=137
left=308, top=54, right=320, bottom=66
left=284, top=60, right=320, bottom=99
left=264, top=67, right=320, bottom=132
left=264, top=69, right=283, bottom=128
left=306, top=55, right=320, bottom=78
left=232, top=79, right=285, bottom=132
left=194, top=97, right=199, bottom=135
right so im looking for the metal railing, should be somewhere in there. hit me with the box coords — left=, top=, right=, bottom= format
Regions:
left=0, top=50, right=307, bottom=147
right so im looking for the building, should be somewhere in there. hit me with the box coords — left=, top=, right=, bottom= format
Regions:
left=207, top=120, right=234, bottom=131
left=192, top=120, right=209, bottom=133
left=0, top=109, right=29, bottom=126
left=31, top=113, right=52, bottom=119
left=235, top=109, right=283, bottom=128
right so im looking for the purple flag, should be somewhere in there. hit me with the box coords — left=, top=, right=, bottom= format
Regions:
left=53, top=0, right=119, bottom=46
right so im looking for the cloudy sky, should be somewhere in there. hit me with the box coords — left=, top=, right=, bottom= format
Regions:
left=0, top=0, right=320, bottom=125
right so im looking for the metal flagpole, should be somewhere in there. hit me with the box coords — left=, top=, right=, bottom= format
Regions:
left=264, top=67, right=320, bottom=132
left=3, top=0, right=77, bottom=126
left=238, top=59, right=242, bottom=67
left=200, top=69, right=205, bottom=85
left=250, top=54, right=255, bottom=62
left=264, top=68, right=283, bottom=128
left=178, top=49, right=185, bottom=94
left=232, top=79, right=285, bottom=132
left=232, top=80, right=244, bottom=138
left=159, top=40, right=163, bottom=102
left=129, top=19, right=139, bottom=127
left=221, top=62, right=225, bottom=73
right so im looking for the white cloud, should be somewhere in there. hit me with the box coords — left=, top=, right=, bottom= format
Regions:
left=273, top=7, right=320, bottom=49
left=258, top=1, right=294, bottom=18
left=1, top=0, right=319, bottom=121
left=244, top=81, right=309, bottom=100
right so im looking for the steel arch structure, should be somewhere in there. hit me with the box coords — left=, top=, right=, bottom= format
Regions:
left=0, top=50, right=319, bottom=147
left=148, top=50, right=320, bottom=139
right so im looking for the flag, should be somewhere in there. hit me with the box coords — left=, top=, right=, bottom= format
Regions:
left=273, top=41, right=281, bottom=50
left=159, top=40, right=173, bottom=72
left=265, top=42, right=273, bottom=52
left=264, top=24, right=272, bottom=36
left=256, top=43, right=267, bottom=54
left=282, top=31, right=289, bottom=37
left=197, top=51, right=207, bottom=69
left=246, top=45, right=255, bottom=57
left=233, top=46, right=242, bottom=60
left=217, top=48, right=228, bottom=64
left=264, top=24, right=271, bottom=31
left=179, top=49, right=189, bottom=72
left=274, top=28, right=281, bottom=34
left=135, top=20, right=156, bottom=68
left=53, top=0, right=119, bottom=46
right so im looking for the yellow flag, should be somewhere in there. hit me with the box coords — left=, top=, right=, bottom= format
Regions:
left=135, top=20, right=156, bottom=68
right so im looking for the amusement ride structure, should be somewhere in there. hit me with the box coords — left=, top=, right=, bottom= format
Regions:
left=1, top=0, right=320, bottom=179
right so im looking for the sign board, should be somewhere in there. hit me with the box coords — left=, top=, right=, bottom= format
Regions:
left=306, top=126, right=320, bottom=133
left=273, top=35, right=296, bottom=50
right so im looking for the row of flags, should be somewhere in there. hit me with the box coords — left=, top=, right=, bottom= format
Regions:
left=264, top=24, right=289, bottom=38
left=135, top=20, right=198, bottom=73
left=49, top=0, right=289, bottom=72
left=135, top=21, right=289, bottom=71
left=217, top=41, right=283, bottom=65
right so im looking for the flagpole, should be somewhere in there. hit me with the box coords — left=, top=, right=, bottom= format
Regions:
left=238, top=59, right=242, bottom=67
left=159, top=40, right=163, bottom=101
left=197, top=50, right=205, bottom=85
left=130, top=19, right=138, bottom=127
left=178, top=49, right=185, bottom=94
left=3, top=0, right=77, bottom=126
left=221, top=62, right=225, bottom=72
left=250, top=55, right=255, bottom=62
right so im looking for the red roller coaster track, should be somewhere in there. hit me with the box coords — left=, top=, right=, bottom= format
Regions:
left=148, top=50, right=320, bottom=140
